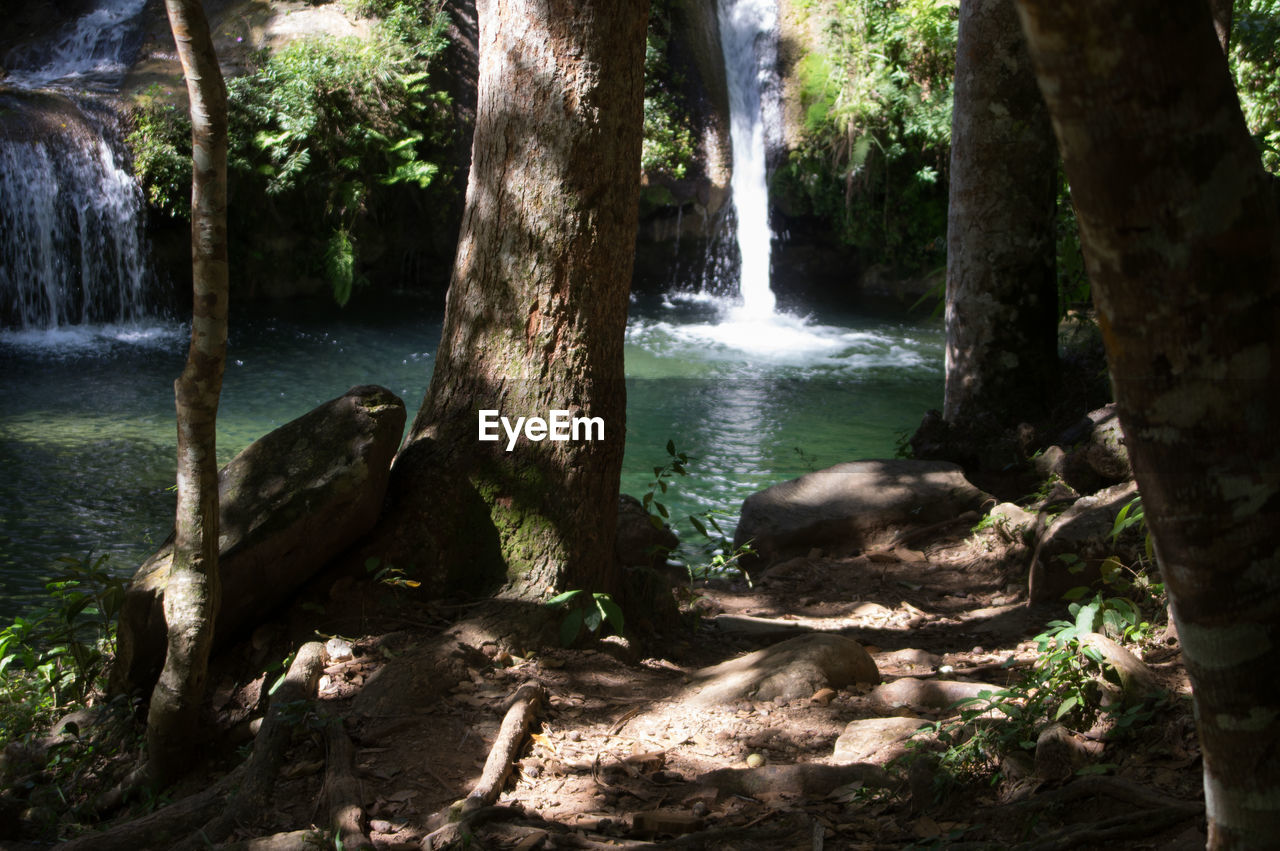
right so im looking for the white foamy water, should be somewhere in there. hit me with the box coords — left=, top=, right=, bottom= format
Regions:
left=717, top=0, right=779, bottom=319
left=0, top=321, right=184, bottom=354
left=627, top=311, right=931, bottom=373
left=3, top=0, right=149, bottom=90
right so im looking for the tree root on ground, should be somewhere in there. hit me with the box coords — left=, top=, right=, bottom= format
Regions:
left=59, top=641, right=328, bottom=851
left=214, top=827, right=329, bottom=850
left=422, top=681, right=547, bottom=850
left=984, top=775, right=1201, bottom=851
left=325, top=723, right=373, bottom=850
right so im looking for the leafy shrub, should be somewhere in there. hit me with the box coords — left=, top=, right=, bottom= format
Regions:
left=0, top=554, right=125, bottom=744
left=126, top=86, right=192, bottom=219
left=1233, top=0, right=1280, bottom=173
left=775, top=0, right=957, bottom=274
left=127, top=1, right=455, bottom=304
left=642, top=0, right=696, bottom=180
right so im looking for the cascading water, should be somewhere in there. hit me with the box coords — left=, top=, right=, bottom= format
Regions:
left=717, top=0, right=779, bottom=320
left=0, top=0, right=154, bottom=331
left=3, top=0, right=149, bottom=91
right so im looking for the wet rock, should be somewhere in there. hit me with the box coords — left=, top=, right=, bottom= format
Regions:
left=689, top=633, right=880, bottom=707
left=111, top=386, right=405, bottom=697
left=1028, top=481, right=1142, bottom=604
left=833, top=717, right=931, bottom=764
left=868, top=678, right=1001, bottom=716
left=734, top=459, right=991, bottom=566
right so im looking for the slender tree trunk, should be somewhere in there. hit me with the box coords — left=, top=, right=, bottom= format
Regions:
left=395, top=0, right=648, bottom=601
left=1014, top=2, right=1280, bottom=847
left=942, top=0, right=1058, bottom=432
left=147, top=0, right=228, bottom=787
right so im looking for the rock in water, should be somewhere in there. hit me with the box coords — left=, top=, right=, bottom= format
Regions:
left=733, top=460, right=991, bottom=566
left=111, top=385, right=405, bottom=697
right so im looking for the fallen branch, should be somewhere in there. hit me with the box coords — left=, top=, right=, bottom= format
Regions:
left=326, top=724, right=373, bottom=851
left=423, top=681, right=547, bottom=849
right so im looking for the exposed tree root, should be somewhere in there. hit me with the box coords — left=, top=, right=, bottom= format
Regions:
left=422, top=681, right=547, bottom=849
left=325, top=723, right=373, bottom=850
left=182, top=641, right=328, bottom=848
left=1014, top=806, right=1201, bottom=851
left=59, top=642, right=328, bottom=851
left=215, top=828, right=329, bottom=850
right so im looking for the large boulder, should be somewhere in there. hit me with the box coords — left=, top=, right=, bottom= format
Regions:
left=111, top=385, right=406, bottom=696
left=733, top=460, right=992, bottom=565
left=1028, top=481, right=1143, bottom=604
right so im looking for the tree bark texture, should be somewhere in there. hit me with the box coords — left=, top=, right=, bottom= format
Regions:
left=1209, top=0, right=1233, bottom=51
left=147, top=0, right=229, bottom=787
left=943, top=0, right=1058, bottom=429
left=400, top=0, right=649, bottom=599
left=1013, top=1, right=1280, bottom=847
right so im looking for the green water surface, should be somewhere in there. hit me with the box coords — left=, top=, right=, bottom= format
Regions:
left=0, top=292, right=942, bottom=612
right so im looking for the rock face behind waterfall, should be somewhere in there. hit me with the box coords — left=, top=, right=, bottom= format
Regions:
left=734, top=460, right=992, bottom=566
left=110, top=386, right=406, bottom=697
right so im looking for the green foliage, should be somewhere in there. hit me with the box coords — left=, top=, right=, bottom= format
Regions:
left=126, top=0, right=454, bottom=303
left=776, top=0, right=957, bottom=274
left=544, top=590, right=626, bottom=647
left=642, top=0, right=696, bottom=180
left=642, top=440, right=756, bottom=587
left=0, top=554, right=125, bottom=743
left=126, top=85, right=192, bottom=218
left=363, top=556, right=421, bottom=589
left=912, top=495, right=1166, bottom=789
left=1233, top=0, right=1280, bottom=173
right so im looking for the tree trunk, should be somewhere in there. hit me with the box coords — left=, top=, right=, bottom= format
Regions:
left=942, top=0, right=1058, bottom=433
left=146, top=0, right=228, bottom=787
left=1013, top=1, right=1280, bottom=847
left=395, top=0, right=648, bottom=601
left=1209, top=0, right=1233, bottom=51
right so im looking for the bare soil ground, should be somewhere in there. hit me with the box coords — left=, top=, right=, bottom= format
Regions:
left=116, top=517, right=1202, bottom=850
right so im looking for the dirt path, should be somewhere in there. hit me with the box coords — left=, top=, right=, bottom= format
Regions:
left=220, top=521, right=1203, bottom=850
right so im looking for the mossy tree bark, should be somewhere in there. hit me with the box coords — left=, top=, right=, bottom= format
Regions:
left=1014, top=1, right=1280, bottom=846
left=399, top=0, right=648, bottom=601
left=942, top=0, right=1058, bottom=432
left=146, top=0, right=228, bottom=787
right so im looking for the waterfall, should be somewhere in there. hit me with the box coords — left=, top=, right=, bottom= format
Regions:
left=0, top=93, right=151, bottom=328
left=717, top=0, right=779, bottom=319
left=3, top=0, right=149, bottom=91
left=0, top=0, right=154, bottom=330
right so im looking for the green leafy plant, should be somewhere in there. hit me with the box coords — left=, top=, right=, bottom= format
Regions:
left=126, top=1, right=456, bottom=304
left=642, top=0, right=696, bottom=180
left=641, top=440, right=756, bottom=587
left=363, top=557, right=421, bottom=589
left=0, top=553, right=126, bottom=743
left=544, top=590, right=626, bottom=647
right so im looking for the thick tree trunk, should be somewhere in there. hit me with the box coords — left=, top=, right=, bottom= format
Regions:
left=942, top=0, right=1058, bottom=432
left=1209, top=0, right=1233, bottom=51
left=384, top=0, right=650, bottom=604
left=147, top=0, right=228, bottom=787
left=1013, top=2, right=1280, bottom=847
left=394, top=0, right=648, bottom=601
